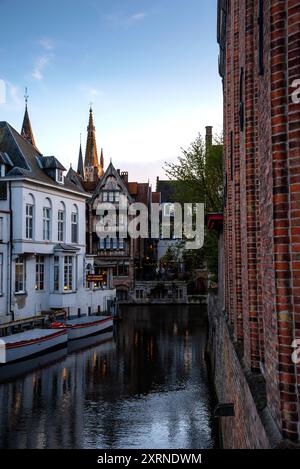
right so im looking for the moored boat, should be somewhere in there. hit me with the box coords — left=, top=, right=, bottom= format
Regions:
left=0, top=328, right=68, bottom=364
left=50, top=315, right=113, bottom=341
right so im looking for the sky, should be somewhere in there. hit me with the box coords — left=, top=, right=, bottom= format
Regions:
left=0, top=0, right=223, bottom=186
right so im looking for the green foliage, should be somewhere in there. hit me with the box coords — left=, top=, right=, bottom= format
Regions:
left=165, top=133, right=223, bottom=212
left=164, top=133, right=223, bottom=278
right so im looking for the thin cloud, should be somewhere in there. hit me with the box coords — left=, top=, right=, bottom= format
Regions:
left=32, top=54, right=52, bottom=81
left=39, top=37, right=55, bottom=51
left=106, top=11, right=147, bottom=28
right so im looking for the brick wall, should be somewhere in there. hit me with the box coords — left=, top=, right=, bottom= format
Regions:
left=218, top=0, right=300, bottom=443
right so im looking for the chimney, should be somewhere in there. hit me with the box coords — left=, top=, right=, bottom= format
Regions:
left=121, top=171, right=128, bottom=184
left=205, top=126, right=213, bottom=149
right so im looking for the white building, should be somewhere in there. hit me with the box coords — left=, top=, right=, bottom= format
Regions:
left=0, top=115, right=115, bottom=334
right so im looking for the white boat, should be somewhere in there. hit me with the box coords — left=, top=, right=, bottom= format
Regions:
left=0, top=347, right=67, bottom=383
left=50, top=315, right=113, bottom=341
left=0, top=328, right=68, bottom=364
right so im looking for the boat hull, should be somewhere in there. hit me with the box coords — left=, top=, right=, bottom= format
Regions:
left=0, top=329, right=68, bottom=364
left=68, top=317, right=113, bottom=341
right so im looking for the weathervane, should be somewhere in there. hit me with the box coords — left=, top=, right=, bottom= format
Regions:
left=24, top=87, right=29, bottom=105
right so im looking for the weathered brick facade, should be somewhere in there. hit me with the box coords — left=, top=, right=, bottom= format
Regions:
left=217, top=0, right=300, bottom=445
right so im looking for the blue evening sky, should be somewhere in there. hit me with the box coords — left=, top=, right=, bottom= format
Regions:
left=0, top=0, right=222, bottom=184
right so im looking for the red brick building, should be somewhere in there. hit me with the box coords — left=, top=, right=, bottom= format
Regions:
left=212, top=0, right=300, bottom=447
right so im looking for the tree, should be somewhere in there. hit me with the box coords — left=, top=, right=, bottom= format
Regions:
left=164, top=133, right=223, bottom=279
left=165, top=133, right=223, bottom=212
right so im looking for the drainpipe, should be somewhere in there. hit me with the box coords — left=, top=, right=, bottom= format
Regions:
left=8, top=181, right=14, bottom=322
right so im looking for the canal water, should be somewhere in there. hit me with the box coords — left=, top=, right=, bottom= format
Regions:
left=0, top=305, right=214, bottom=449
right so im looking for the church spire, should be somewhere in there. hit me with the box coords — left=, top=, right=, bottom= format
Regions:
left=100, top=148, right=104, bottom=169
left=84, top=106, right=99, bottom=169
left=21, top=88, right=37, bottom=148
left=77, top=135, right=84, bottom=178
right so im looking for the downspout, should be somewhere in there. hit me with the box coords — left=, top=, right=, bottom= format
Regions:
left=8, top=181, right=14, bottom=322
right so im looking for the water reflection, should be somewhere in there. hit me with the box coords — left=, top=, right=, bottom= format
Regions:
left=0, top=305, right=214, bottom=449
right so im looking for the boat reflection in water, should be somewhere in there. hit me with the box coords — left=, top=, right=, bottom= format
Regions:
left=0, top=305, right=214, bottom=449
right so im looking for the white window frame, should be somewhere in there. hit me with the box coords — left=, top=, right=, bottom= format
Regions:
left=15, top=256, right=25, bottom=294
left=54, top=256, right=60, bottom=291
left=64, top=256, right=74, bottom=291
left=58, top=210, right=65, bottom=242
left=56, top=169, right=64, bottom=184
left=36, top=255, right=45, bottom=291
left=43, top=207, right=51, bottom=241
left=71, top=212, right=78, bottom=244
left=26, top=204, right=34, bottom=240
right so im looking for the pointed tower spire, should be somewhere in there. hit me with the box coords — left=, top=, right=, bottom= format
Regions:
left=77, top=134, right=84, bottom=177
left=21, top=88, right=37, bottom=148
left=84, top=106, right=99, bottom=168
left=100, top=148, right=104, bottom=169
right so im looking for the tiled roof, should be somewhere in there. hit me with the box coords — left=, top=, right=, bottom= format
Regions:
left=0, top=121, right=87, bottom=196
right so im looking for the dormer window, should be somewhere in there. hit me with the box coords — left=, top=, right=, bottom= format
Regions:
left=56, top=169, right=64, bottom=184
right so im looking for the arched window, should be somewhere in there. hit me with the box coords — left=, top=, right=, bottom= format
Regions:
left=71, top=204, right=78, bottom=243
left=43, top=198, right=52, bottom=241
left=25, top=193, right=35, bottom=240
left=58, top=201, right=65, bottom=242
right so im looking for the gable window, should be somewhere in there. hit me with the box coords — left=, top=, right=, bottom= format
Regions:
left=103, top=192, right=108, bottom=202
left=56, top=169, right=64, bottom=184
left=26, top=204, right=34, bottom=239
left=15, top=256, right=25, bottom=294
left=36, top=255, right=45, bottom=291
left=43, top=207, right=51, bottom=240
left=64, top=256, right=74, bottom=291
left=58, top=210, right=65, bottom=242
left=54, top=256, right=60, bottom=291
left=71, top=210, right=78, bottom=243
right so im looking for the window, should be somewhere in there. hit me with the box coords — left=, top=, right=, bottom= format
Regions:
left=0, top=253, right=3, bottom=295
left=258, top=0, right=264, bottom=76
left=43, top=207, right=51, bottom=240
left=0, top=217, right=3, bottom=242
left=119, top=238, right=124, bottom=250
left=56, top=169, right=64, bottom=184
left=58, top=210, right=65, bottom=242
left=15, top=256, right=25, bottom=293
left=108, top=192, right=114, bottom=202
left=64, top=256, right=73, bottom=291
left=103, top=192, right=108, bottom=202
left=136, top=289, right=144, bottom=299
left=118, top=262, right=129, bottom=277
left=71, top=211, right=78, bottom=243
left=26, top=204, right=34, bottom=239
left=0, top=165, right=5, bottom=177
left=230, top=131, right=234, bottom=181
left=0, top=182, right=7, bottom=200
left=239, top=67, right=245, bottom=132
left=36, top=255, right=45, bottom=291
left=54, top=256, right=60, bottom=291
left=85, top=263, right=92, bottom=288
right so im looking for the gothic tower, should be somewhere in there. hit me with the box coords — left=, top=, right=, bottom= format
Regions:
left=21, top=89, right=38, bottom=150
left=83, top=107, right=104, bottom=182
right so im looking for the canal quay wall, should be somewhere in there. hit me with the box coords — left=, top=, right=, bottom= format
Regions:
left=207, top=293, right=283, bottom=449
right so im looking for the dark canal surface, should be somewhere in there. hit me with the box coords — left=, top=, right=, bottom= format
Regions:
left=0, top=305, right=215, bottom=449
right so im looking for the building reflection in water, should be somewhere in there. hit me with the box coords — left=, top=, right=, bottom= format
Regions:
left=0, top=306, right=214, bottom=449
